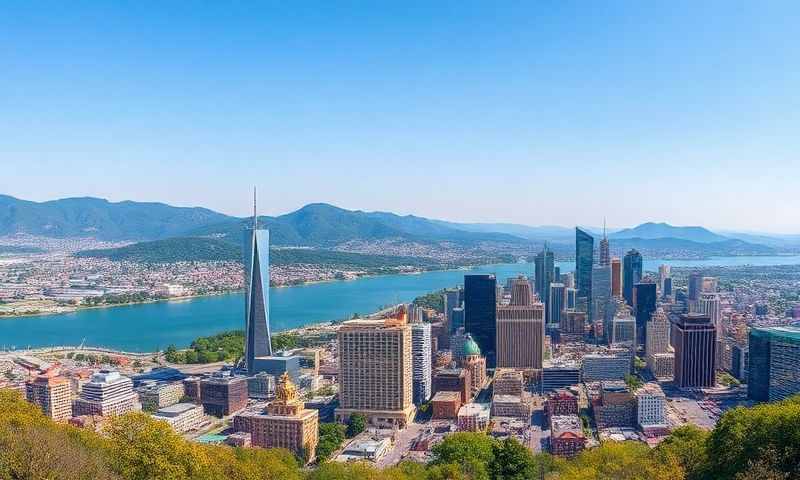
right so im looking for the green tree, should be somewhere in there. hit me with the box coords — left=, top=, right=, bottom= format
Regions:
left=316, top=423, right=346, bottom=462
left=346, top=413, right=367, bottom=438
left=558, top=441, right=684, bottom=480
left=655, top=425, right=710, bottom=480
left=489, top=438, right=537, bottom=480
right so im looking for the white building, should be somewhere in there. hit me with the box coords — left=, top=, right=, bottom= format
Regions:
left=411, top=322, right=432, bottom=405
left=72, top=369, right=139, bottom=417
left=636, top=383, right=667, bottom=432
left=457, top=402, right=491, bottom=432
left=153, top=403, right=205, bottom=433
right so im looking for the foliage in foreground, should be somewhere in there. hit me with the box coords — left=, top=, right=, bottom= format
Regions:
left=1, top=389, right=799, bottom=480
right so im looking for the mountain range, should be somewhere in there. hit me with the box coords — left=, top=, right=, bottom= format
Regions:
left=2, top=195, right=797, bottom=256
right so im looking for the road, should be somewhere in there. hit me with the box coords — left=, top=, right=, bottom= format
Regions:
left=377, top=421, right=427, bottom=468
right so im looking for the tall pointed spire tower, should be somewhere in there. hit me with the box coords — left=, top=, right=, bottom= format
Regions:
left=599, top=218, right=610, bottom=266
left=243, top=187, right=272, bottom=374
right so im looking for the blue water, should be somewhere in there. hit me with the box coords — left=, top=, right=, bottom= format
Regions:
left=2, top=256, right=799, bottom=352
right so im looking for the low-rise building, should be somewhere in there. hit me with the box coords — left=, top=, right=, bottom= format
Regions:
left=593, top=381, right=636, bottom=429
left=138, top=382, right=185, bottom=412
left=335, top=437, right=392, bottom=463
left=636, top=383, right=668, bottom=436
left=550, top=415, right=586, bottom=457
left=433, top=368, right=471, bottom=404
left=431, top=391, right=462, bottom=419
left=72, top=370, right=138, bottom=418
left=152, top=402, right=204, bottom=433
left=546, top=389, right=579, bottom=419
left=457, top=403, right=491, bottom=432
left=582, top=353, right=630, bottom=382
left=200, top=374, right=248, bottom=417
left=493, top=369, right=525, bottom=396
left=491, top=394, right=532, bottom=420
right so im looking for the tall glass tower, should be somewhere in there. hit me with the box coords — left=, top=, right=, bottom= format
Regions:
left=623, top=249, right=643, bottom=307
left=575, top=228, right=594, bottom=316
left=244, top=190, right=272, bottom=374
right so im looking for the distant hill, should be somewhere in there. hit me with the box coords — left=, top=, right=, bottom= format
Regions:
left=189, top=203, right=527, bottom=247
left=76, top=236, right=453, bottom=267
left=611, top=237, right=775, bottom=256
left=431, top=220, right=575, bottom=242
left=0, top=195, right=232, bottom=241
left=610, top=222, right=729, bottom=243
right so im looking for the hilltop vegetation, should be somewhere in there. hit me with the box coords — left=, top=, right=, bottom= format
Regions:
left=2, top=388, right=799, bottom=480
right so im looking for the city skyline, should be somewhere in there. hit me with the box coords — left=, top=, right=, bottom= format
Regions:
left=2, top=2, right=799, bottom=233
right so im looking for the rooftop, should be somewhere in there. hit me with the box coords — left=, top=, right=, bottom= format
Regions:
left=154, top=403, right=201, bottom=417
left=551, top=415, right=584, bottom=437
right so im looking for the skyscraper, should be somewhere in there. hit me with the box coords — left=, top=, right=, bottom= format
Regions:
left=534, top=246, right=555, bottom=321
left=443, top=288, right=461, bottom=334
left=464, top=274, right=497, bottom=366
left=698, top=293, right=722, bottom=339
left=26, top=372, right=71, bottom=422
left=575, top=228, right=594, bottom=314
left=335, top=308, right=416, bottom=428
left=411, top=322, right=432, bottom=405
left=244, top=190, right=272, bottom=374
left=687, top=272, right=703, bottom=302
left=496, top=297, right=545, bottom=370
left=646, top=309, right=674, bottom=379
left=611, top=257, right=622, bottom=298
left=599, top=221, right=610, bottom=266
left=509, top=276, right=533, bottom=306
left=622, top=249, right=642, bottom=306
left=634, top=282, right=657, bottom=347
left=658, top=265, right=671, bottom=294
left=747, top=326, right=800, bottom=402
left=549, top=282, right=566, bottom=328
left=591, top=264, right=612, bottom=324
left=671, top=314, right=716, bottom=388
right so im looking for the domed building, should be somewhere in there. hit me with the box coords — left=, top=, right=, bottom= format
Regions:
left=460, top=334, right=487, bottom=396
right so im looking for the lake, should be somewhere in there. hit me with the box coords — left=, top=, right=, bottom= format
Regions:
left=2, top=256, right=799, bottom=352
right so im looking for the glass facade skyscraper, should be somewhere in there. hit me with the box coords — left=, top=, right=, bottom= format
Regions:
left=243, top=216, right=272, bottom=375
left=748, top=326, right=800, bottom=402
left=534, top=247, right=555, bottom=321
left=464, top=274, right=497, bottom=367
left=634, top=282, right=657, bottom=347
left=622, top=249, right=643, bottom=306
left=575, top=228, right=594, bottom=316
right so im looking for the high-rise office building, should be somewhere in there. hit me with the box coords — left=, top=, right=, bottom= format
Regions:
left=496, top=300, right=545, bottom=370
left=591, top=264, right=612, bottom=324
left=443, top=288, right=461, bottom=333
left=509, top=276, right=534, bottom=306
left=549, top=283, right=566, bottom=328
left=26, top=372, right=71, bottom=421
left=464, top=274, right=497, bottom=366
left=646, top=309, right=674, bottom=379
left=335, top=308, right=416, bottom=428
left=599, top=223, right=610, bottom=266
left=565, top=287, right=577, bottom=310
left=411, top=322, right=432, bottom=405
left=243, top=192, right=272, bottom=374
left=662, top=277, right=673, bottom=298
left=534, top=247, right=555, bottom=322
left=450, top=306, right=465, bottom=333
left=560, top=310, right=586, bottom=340
left=575, top=228, right=594, bottom=308
left=702, top=276, right=718, bottom=293
left=622, top=250, right=643, bottom=306
left=698, top=293, right=722, bottom=339
left=611, top=258, right=622, bottom=298
left=687, top=272, right=703, bottom=302
left=633, top=282, right=657, bottom=347
left=72, top=369, right=138, bottom=417
left=658, top=265, right=671, bottom=294
left=748, top=326, right=800, bottom=402
left=671, top=314, right=716, bottom=388
left=609, top=309, right=636, bottom=347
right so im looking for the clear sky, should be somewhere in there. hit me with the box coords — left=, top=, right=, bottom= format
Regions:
left=2, top=1, right=798, bottom=233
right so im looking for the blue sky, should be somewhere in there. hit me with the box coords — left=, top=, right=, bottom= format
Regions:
left=2, top=1, right=798, bottom=233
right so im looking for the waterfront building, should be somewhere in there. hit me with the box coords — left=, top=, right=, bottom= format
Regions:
left=534, top=247, right=555, bottom=322
left=138, top=381, right=184, bottom=412
left=671, top=314, right=716, bottom=388
left=431, top=391, right=462, bottom=419
left=464, top=274, right=497, bottom=366
left=200, top=374, right=248, bottom=417
left=335, top=308, right=415, bottom=428
left=233, top=372, right=319, bottom=462
left=748, top=326, right=800, bottom=402
left=550, top=415, right=586, bottom=457
left=243, top=193, right=273, bottom=374
left=26, top=373, right=71, bottom=421
left=72, top=369, right=138, bottom=417
left=153, top=403, right=204, bottom=433
left=636, top=383, right=667, bottom=435
left=622, top=250, right=643, bottom=307
left=549, top=283, right=566, bottom=328
left=496, top=299, right=545, bottom=370
left=575, top=228, right=594, bottom=314
left=433, top=368, right=471, bottom=404
left=411, top=322, right=432, bottom=405
left=611, top=257, right=622, bottom=298
left=634, top=282, right=657, bottom=347
left=646, top=309, right=674, bottom=379
left=582, top=352, right=630, bottom=382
